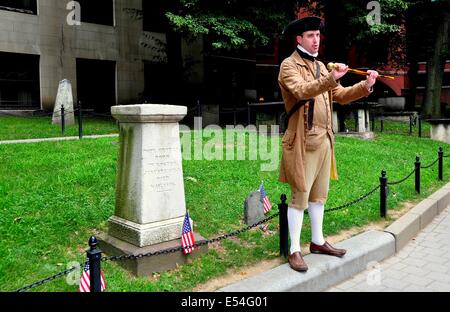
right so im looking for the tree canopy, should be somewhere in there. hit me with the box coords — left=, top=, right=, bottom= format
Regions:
left=161, top=0, right=448, bottom=116
left=165, top=0, right=295, bottom=50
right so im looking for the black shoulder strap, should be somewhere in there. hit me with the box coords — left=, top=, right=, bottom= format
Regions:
left=285, top=62, right=321, bottom=120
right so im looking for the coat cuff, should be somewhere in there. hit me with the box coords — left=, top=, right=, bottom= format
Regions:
left=325, top=73, right=339, bottom=90
left=359, top=80, right=372, bottom=97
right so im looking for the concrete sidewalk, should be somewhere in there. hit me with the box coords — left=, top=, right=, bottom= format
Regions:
left=218, top=182, right=450, bottom=292
left=0, top=134, right=118, bottom=145
left=327, top=205, right=450, bottom=292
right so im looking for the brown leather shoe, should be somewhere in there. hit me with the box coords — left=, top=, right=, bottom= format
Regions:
left=310, top=241, right=346, bottom=257
left=288, top=252, right=308, bottom=272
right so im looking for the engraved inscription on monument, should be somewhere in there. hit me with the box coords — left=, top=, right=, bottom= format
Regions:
left=143, top=147, right=181, bottom=194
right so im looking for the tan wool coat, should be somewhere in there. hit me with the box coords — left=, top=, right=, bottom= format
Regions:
left=278, top=51, right=372, bottom=192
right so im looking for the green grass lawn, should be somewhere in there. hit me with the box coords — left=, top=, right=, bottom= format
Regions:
left=0, top=115, right=430, bottom=141
left=0, top=116, right=118, bottom=140
left=0, top=130, right=449, bottom=292
left=342, top=117, right=431, bottom=137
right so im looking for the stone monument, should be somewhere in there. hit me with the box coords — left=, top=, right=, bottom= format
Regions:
left=244, top=191, right=265, bottom=226
left=52, top=79, right=75, bottom=125
left=98, top=104, right=207, bottom=276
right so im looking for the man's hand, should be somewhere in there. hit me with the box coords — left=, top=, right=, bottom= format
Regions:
left=331, top=63, right=348, bottom=81
left=365, top=70, right=379, bottom=90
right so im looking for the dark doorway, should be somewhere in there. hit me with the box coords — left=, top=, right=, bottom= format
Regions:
left=0, top=51, right=40, bottom=109
left=76, top=59, right=116, bottom=113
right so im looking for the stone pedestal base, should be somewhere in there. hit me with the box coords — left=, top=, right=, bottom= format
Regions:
left=97, top=232, right=208, bottom=277
left=108, top=215, right=185, bottom=248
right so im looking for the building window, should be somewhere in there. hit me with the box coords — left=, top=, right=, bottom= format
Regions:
left=143, top=0, right=169, bottom=33
left=0, top=52, right=40, bottom=109
left=0, top=0, right=37, bottom=15
left=77, top=0, right=114, bottom=26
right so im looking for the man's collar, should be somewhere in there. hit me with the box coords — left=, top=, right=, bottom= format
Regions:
left=297, top=45, right=318, bottom=58
left=296, top=47, right=316, bottom=63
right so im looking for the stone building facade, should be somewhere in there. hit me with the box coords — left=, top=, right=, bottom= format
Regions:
left=0, top=0, right=203, bottom=112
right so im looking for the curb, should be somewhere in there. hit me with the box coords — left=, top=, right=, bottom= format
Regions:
left=219, top=230, right=394, bottom=292
left=384, top=181, right=450, bottom=252
left=218, top=182, right=450, bottom=292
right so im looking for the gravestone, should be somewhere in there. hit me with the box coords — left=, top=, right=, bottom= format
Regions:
left=244, top=191, right=265, bottom=226
left=52, top=79, right=75, bottom=125
left=428, top=119, right=450, bottom=144
left=98, top=104, right=207, bottom=276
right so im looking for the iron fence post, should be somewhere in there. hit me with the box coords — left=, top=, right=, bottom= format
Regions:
left=87, top=236, right=102, bottom=292
left=415, top=156, right=421, bottom=194
left=77, top=101, right=83, bottom=140
left=418, top=115, right=422, bottom=138
left=197, top=99, right=202, bottom=117
left=439, top=147, right=443, bottom=181
left=371, top=113, right=375, bottom=132
left=409, top=114, right=413, bottom=135
left=61, top=104, right=65, bottom=135
left=380, top=170, right=388, bottom=218
left=278, top=194, right=289, bottom=258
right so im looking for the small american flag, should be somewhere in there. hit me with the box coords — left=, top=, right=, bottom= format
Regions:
left=79, top=260, right=106, bottom=292
left=182, top=211, right=196, bottom=255
left=259, top=182, right=272, bottom=214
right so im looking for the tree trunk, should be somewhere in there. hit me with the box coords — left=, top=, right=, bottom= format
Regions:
left=406, top=59, right=419, bottom=111
left=423, top=3, right=449, bottom=118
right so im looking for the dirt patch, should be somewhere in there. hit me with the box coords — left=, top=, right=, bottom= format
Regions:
left=192, top=200, right=417, bottom=292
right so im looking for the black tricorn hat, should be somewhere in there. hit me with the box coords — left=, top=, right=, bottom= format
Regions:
left=282, top=16, right=323, bottom=37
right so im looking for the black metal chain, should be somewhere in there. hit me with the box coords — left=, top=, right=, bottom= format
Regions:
left=0, top=109, right=113, bottom=119
left=82, top=111, right=114, bottom=118
left=14, top=265, right=79, bottom=292
left=316, top=185, right=380, bottom=213
left=219, top=108, right=249, bottom=114
left=187, top=106, right=200, bottom=113
left=14, top=182, right=383, bottom=290
left=0, top=110, right=54, bottom=118
left=444, top=154, right=450, bottom=158
left=102, top=182, right=379, bottom=263
left=52, top=110, right=75, bottom=118
left=0, top=109, right=76, bottom=119
left=102, top=212, right=279, bottom=263
left=421, top=158, right=439, bottom=169
left=8, top=180, right=405, bottom=290
left=387, top=168, right=415, bottom=185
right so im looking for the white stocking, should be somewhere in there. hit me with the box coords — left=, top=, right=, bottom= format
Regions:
left=288, top=207, right=304, bottom=254
left=309, top=202, right=325, bottom=245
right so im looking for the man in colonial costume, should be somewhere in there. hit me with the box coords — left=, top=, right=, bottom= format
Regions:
left=278, top=16, right=379, bottom=272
